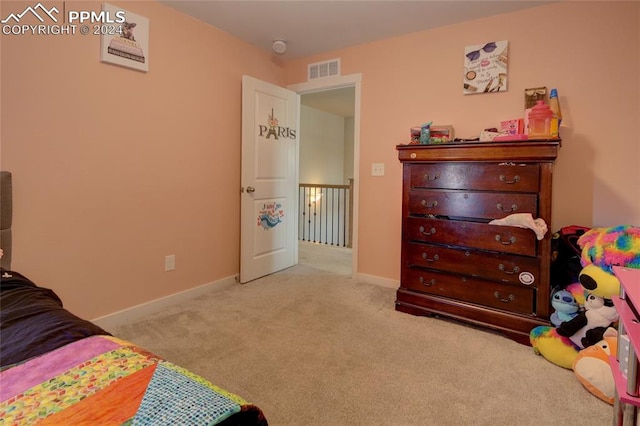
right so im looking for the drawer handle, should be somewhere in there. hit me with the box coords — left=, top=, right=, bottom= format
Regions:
left=494, top=291, right=515, bottom=303
left=421, top=253, right=439, bottom=263
left=495, top=235, right=517, bottom=245
left=424, top=173, right=440, bottom=181
left=419, top=276, right=436, bottom=287
left=496, top=203, right=518, bottom=213
left=419, top=226, right=436, bottom=236
left=421, top=200, right=438, bottom=208
left=499, top=174, right=520, bottom=184
left=498, top=264, right=520, bottom=275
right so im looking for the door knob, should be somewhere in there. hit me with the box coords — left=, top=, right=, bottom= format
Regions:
left=246, top=186, right=256, bottom=193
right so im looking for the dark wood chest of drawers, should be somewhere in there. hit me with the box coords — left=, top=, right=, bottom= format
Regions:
left=396, top=141, right=560, bottom=345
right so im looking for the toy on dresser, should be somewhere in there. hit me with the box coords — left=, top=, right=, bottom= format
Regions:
left=530, top=225, right=640, bottom=404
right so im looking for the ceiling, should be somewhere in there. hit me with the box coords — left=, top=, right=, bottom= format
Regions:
left=160, top=1, right=555, bottom=118
left=160, top=1, right=555, bottom=60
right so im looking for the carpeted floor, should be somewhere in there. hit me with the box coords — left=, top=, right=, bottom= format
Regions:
left=115, top=243, right=613, bottom=425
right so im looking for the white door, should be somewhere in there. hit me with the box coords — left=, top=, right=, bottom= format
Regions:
left=240, top=75, right=300, bottom=283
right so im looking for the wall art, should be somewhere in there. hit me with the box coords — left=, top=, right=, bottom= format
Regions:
left=463, top=40, right=508, bottom=95
left=100, top=3, right=149, bottom=72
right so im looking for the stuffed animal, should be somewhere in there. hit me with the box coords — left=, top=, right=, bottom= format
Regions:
left=550, top=286, right=582, bottom=327
left=573, top=327, right=618, bottom=404
left=531, top=226, right=640, bottom=369
left=530, top=290, right=617, bottom=369
left=556, top=292, right=618, bottom=348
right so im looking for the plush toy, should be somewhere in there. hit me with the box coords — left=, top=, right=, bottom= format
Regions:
left=573, top=327, right=618, bottom=404
left=530, top=291, right=617, bottom=369
left=531, top=225, right=640, bottom=369
left=556, top=292, right=618, bottom=347
left=550, top=286, right=582, bottom=327
left=530, top=281, right=592, bottom=370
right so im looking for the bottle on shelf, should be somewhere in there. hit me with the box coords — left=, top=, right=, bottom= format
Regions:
left=528, top=100, right=553, bottom=139
left=549, top=88, right=562, bottom=139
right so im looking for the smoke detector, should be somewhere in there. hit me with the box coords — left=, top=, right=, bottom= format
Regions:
left=272, top=40, right=287, bottom=55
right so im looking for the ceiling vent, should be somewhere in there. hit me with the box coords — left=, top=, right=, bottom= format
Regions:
left=308, top=58, right=341, bottom=81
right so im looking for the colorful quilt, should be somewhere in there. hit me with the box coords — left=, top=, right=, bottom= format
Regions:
left=0, top=270, right=267, bottom=425
left=0, top=335, right=267, bottom=425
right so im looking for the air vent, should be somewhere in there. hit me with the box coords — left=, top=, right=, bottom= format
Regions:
left=308, top=58, right=341, bottom=80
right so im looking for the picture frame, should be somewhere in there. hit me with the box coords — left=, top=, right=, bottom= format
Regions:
left=463, top=40, right=508, bottom=95
left=100, top=3, right=149, bottom=72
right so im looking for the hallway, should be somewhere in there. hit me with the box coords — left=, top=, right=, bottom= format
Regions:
left=298, top=241, right=352, bottom=277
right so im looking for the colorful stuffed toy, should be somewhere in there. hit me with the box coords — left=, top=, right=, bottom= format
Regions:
left=556, top=291, right=618, bottom=348
left=573, top=327, right=618, bottom=404
left=531, top=226, right=640, bottom=369
left=530, top=225, right=640, bottom=404
left=550, top=286, right=582, bottom=327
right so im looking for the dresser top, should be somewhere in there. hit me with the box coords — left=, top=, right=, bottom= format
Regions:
left=397, top=140, right=560, bottom=162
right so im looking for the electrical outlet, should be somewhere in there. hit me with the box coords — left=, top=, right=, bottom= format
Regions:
left=165, top=254, right=175, bottom=271
left=372, top=163, right=385, bottom=176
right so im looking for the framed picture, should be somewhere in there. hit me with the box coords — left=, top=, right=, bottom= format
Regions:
left=463, top=40, right=508, bottom=95
left=100, top=3, right=149, bottom=72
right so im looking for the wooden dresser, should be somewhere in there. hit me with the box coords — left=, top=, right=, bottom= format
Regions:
left=396, top=141, right=560, bottom=345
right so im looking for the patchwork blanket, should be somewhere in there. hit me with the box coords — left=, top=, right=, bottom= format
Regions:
left=0, top=335, right=267, bottom=425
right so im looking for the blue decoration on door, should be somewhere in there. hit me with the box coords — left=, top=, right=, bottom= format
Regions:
left=257, top=202, right=284, bottom=230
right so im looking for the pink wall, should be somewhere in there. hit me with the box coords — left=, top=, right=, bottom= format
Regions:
left=1, top=1, right=286, bottom=318
left=2, top=1, right=638, bottom=319
left=285, top=1, right=640, bottom=281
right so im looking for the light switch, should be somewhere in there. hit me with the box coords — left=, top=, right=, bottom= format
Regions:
left=372, top=163, right=385, bottom=176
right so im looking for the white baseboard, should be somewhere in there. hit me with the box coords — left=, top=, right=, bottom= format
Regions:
left=357, top=273, right=399, bottom=289
left=91, top=274, right=237, bottom=332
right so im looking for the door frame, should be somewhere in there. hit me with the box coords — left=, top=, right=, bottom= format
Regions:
left=288, top=73, right=362, bottom=280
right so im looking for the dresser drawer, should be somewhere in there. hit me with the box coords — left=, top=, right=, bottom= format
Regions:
left=409, top=162, right=540, bottom=192
left=402, top=267, right=535, bottom=315
left=403, top=242, right=540, bottom=286
left=408, top=189, right=538, bottom=220
left=405, top=217, right=537, bottom=256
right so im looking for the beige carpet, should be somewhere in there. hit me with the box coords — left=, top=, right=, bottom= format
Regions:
left=115, top=243, right=612, bottom=425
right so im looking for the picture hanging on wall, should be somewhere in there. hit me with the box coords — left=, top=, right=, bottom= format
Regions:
left=463, top=40, right=508, bottom=95
left=100, top=3, right=149, bottom=72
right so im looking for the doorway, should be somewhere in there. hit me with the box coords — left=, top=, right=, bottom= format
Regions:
left=289, top=74, right=362, bottom=280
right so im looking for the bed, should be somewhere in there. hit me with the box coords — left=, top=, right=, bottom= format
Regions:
left=0, top=171, right=268, bottom=425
